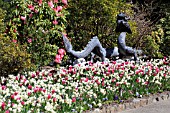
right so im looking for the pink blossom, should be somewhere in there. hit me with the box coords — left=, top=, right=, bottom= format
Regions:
left=54, top=54, right=62, bottom=63
left=27, top=38, right=32, bottom=43
left=58, top=48, right=65, bottom=55
left=5, top=110, right=10, bottom=113
left=48, top=1, right=54, bottom=8
left=29, top=13, right=33, bottom=18
left=28, top=4, right=35, bottom=11
left=57, top=6, right=63, bottom=12
left=12, top=39, right=17, bottom=43
left=52, top=19, right=58, bottom=25
left=38, top=0, right=42, bottom=6
left=34, top=9, right=38, bottom=13
left=62, top=0, right=68, bottom=5
left=54, top=0, right=58, bottom=3
left=20, top=16, right=26, bottom=21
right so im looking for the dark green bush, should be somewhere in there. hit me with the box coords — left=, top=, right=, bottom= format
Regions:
left=0, top=34, right=33, bottom=76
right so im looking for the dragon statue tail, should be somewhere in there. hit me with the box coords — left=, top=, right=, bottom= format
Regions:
left=62, top=34, right=106, bottom=61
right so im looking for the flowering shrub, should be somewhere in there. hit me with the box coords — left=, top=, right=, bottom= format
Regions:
left=0, top=58, right=170, bottom=112
left=5, top=0, right=69, bottom=67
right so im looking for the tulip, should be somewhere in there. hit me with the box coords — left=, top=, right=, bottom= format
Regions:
left=47, top=94, right=51, bottom=99
left=1, top=102, right=6, bottom=110
left=72, top=97, right=76, bottom=102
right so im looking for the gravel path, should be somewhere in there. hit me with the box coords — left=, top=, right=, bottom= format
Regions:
left=118, top=98, right=170, bottom=113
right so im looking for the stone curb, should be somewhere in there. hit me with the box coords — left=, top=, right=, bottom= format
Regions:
left=84, top=91, right=170, bottom=113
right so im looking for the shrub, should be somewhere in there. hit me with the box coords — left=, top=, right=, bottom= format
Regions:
left=66, top=0, right=137, bottom=50
left=0, top=34, right=33, bottom=76
left=5, top=0, right=69, bottom=67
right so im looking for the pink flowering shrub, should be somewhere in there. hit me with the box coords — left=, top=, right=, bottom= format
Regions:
left=5, top=0, right=69, bottom=67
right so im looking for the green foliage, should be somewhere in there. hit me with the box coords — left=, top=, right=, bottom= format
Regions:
left=159, top=15, right=170, bottom=56
left=0, top=7, right=6, bottom=33
left=5, top=0, right=69, bottom=67
left=66, top=0, right=137, bottom=50
left=0, top=34, right=33, bottom=76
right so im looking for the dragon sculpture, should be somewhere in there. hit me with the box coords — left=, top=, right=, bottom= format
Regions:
left=62, top=13, right=140, bottom=62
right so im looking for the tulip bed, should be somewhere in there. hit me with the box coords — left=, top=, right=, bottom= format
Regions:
left=0, top=57, right=170, bottom=113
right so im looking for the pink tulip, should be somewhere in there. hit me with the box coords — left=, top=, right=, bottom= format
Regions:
left=58, top=48, right=65, bottom=55
left=62, top=0, right=68, bottom=5
left=28, top=85, right=32, bottom=89
left=21, top=101, right=25, bottom=105
left=62, top=80, right=66, bottom=84
left=11, top=95, right=15, bottom=99
left=1, top=102, right=6, bottom=110
left=52, top=90, right=55, bottom=94
left=72, top=97, right=76, bottom=102
left=1, top=85, right=6, bottom=90
left=48, top=1, right=54, bottom=8
left=53, top=97, right=57, bottom=102
left=52, top=19, right=58, bottom=25
left=29, top=13, right=33, bottom=18
left=20, top=16, right=26, bottom=21
left=5, top=110, right=10, bottom=113
left=28, top=92, right=31, bottom=96
left=47, top=94, right=51, bottom=99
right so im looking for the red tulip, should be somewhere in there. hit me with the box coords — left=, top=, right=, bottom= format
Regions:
left=1, top=85, right=6, bottom=90
left=21, top=101, right=25, bottom=105
left=1, top=102, right=6, bottom=110
left=72, top=97, right=76, bottom=102
left=53, top=97, right=57, bottom=102
left=47, top=94, right=51, bottom=99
